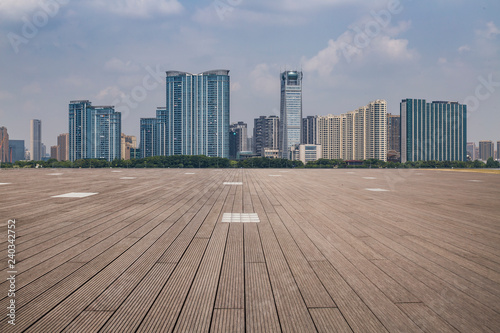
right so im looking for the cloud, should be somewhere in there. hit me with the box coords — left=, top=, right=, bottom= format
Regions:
left=476, top=21, right=500, bottom=39
left=231, top=82, right=242, bottom=92
left=95, top=86, right=126, bottom=101
left=458, top=45, right=471, bottom=54
left=90, top=0, right=183, bottom=18
left=250, top=64, right=279, bottom=95
left=303, top=20, right=417, bottom=76
left=104, top=58, right=140, bottom=74
left=438, top=57, right=447, bottom=65
left=0, top=0, right=41, bottom=19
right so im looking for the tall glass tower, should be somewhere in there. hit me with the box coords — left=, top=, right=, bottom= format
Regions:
left=279, top=70, right=303, bottom=159
left=400, top=99, right=467, bottom=162
left=69, top=100, right=121, bottom=161
left=164, top=70, right=230, bottom=158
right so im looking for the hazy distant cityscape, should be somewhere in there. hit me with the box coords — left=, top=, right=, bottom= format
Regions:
left=1, top=70, right=499, bottom=167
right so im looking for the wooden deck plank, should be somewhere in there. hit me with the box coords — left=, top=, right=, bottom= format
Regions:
left=211, top=309, right=245, bottom=333
left=61, top=310, right=113, bottom=333
left=309, top=308, right=353, bottom=333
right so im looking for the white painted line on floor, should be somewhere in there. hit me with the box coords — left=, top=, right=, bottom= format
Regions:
left=120, top=177, right=137, bottom=180
left=363, top=177, right=377, bottom=180
left=269, top=175, right=282, bottom=177
left=48, top=173, right=63, bottom=176
left=111, top=171, right=123, bottom=173
left=279, top=171, right=290, bottom=172
left=365, top=188, right=389, bottom=192
left=223, top=182, right=243, bottom=185
left=185, top=173, right=196, bottom=175
left=222, top=213, right=260, bottom=223
left=0, top=183, right=12, bottom=185
left=467, top=180, right=482, bottom=182
left=52, top=192, right=98, bottom=198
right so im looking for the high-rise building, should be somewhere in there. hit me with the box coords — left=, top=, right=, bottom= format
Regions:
left=387, top=113, right=400, bottom=159
left=279, top=70, right=303, bottom=159
left=165, top=70, right=230, bottom=158
left=400, top=99, right=467, bottom=162
left=140, top=118, right=158, bottom=158
left=50, top=146, right=58, bottom=160
left=479, top=140, right=494, bottom=160
left=229, top=121, right=248, bottom=159
left=57, top=133, right=69, bottom=161
left=302, top=116, right=319, bottom=145
left=0, top=126, right=9, bottom=163
left=69, top=100, right=121, bottom=161
left=253, top=115, right=279, bottom=157
left=30, top=119, right=42, bottom=161
left=8, top=140, right=24, bottom=163
left=121, top=134, right=137, bottom=160
left=317, top=100, right=387, bottom=161
left=467, top=142, right=476, bottom=161
left=41, top=143, right=47, bottom=160
left=497, top=141, right=500, bottom=160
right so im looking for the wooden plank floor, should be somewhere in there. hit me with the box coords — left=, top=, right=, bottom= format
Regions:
left=0, top=168, right=499, bottom=332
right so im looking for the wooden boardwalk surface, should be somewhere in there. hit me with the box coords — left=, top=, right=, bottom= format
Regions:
left=0, top=168, right=499, bottom=332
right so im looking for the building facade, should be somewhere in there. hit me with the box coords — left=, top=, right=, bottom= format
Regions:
left=253, top=115, right=279, bottom=157
left=290, top=144, right=322, bottom=165
left=57, top=133, right=69, bottom=161
left=69, top=100, right=121, bottom=161
left=478, top=140, right=494, bottom=160
left=165, top=70, right=230, bottom=158
left=121, top=134, right=137, bottom=160
left=317, top=100, right=387, bottom=161
left=302, top=116, right=319, bottom=145
left=30, top=119, right=42, bottom=161
left=279, top=71, right=303, bottom=159
left=497, top=141, right=500, bottom=160
left=387, top=113, right=400, bottom=160
left=50, top=146, right=58, bottom=160
left=0, top=126, right=8, bottom=163
left=467, top=142, right=476, bottom=161
left=400, top=99, right=467, bottom=162
left=229, top=121, right=248, bottom=159
left=140, top=118, right=158, bottom=159
left=8, top=140, right=24, bottom=163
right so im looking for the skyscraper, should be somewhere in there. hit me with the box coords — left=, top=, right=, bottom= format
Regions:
left=229, top=121, right=248, bottom=159
left=497, top=141, right=500, bottom=160
left=302, top=116, right=319, bottom=145
left=317, top=100, right=387, bottom=161
left=280, top=70, right=303, bottom=159
left=69, top=100, right=121, bottom=161
left=253, top=115, right=279, bottom=156
left=121, top=134, right=137, bottom=160
left=165, top=70, right=230, bottom=158
left=8, top=140, right=24, bottom=163
left=50, top=146, right=58, bottom=160
left=478, top=140, right=494, bottom=160
left=387, top=113, right=401, bottom=158
left=467, top=142, right=476, bottom=161
left=57, top=133, right=69, bottom=161
left=400, top=99, right=467, bottom=162
left=140, top=118, right=158, bottom=159
left=0, top=126, right=9, bottom=163
left=30, top=119, right=42, bottom=161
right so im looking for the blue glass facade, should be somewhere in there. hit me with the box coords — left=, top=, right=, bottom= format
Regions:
left=280, top=71, right=303, bottom=159
left=140, top=117, right=158, bottom=158
left=69, top=100, right=121, bottom=161
left=165, top=70, right=230, bottom=158
left=400, top=99, right=467, bottom=162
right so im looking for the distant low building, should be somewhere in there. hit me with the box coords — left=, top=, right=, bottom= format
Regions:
left=121, top=133, right=137, bottom=160
left=479, top=140, right=494, bottom=161
left=291, top=144, right=322, bottom=165
left=9, top=140, right=25, bottom=163
left=50, top=146, right=58, bottom=160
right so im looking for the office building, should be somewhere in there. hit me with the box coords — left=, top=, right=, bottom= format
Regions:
left=291, top=144, right=322, bottom=164
left=140, top=118, right=158, bottom=158
left=165, top=70, right=230, bottom=158
left=30, top=119, right=42, bottom=161
left=479, top=140, right=494, bottom=160
left=400, top=99, right=467, bottom=162
left=280, top=70, right=303, bottom=159
left=50, top=146, right=58, bottom=160
left=387, top=114, right=400, bottom=161
left=57, top=133, right=69, bottom=161
left=130, top=148, right=141, bottom=159
left=466, top=142, right=476, bottom=161
left=69, top=100, right=121, bottom=161
left=8, top=140, right=24, bottom=163
left=0, top=126, right=9, bottom=163
left=497, top=141, right=500, bottom=160
left=121, top=134, right=137, bottom=160
left=303, top=116, right=319, bottom=145
left=41, top=143, right=47, bottom=160
left=229, top=122, right=248, bottom=159
left=253, top=115, right=279, bottom=157
left=317, top=100, right=387, bottom=161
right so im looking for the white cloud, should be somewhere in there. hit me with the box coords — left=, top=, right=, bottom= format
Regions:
left=458, top=45, right=471, bottom=54
left=90, top=0, right=183, bottom=18
left=104, top=58, right=140, bottom=74
left=476, top=21, right=500, bottom=39
left=250, top=64, right=279, bottom=95
left=0, top=0, right=41, bottom=19
left=303, top=21, right=417, bottom=76
left=231, top=82, right=242, bottom=92
left=96, top=86, right=126, bottom=101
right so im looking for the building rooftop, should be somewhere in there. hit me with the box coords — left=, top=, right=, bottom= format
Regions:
left=0, top=168, right=499, bottom=332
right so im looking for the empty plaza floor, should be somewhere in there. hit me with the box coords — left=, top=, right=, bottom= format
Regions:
left=0, top=168, right=499, bottom=332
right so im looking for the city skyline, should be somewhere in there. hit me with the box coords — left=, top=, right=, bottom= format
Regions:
left=1, top=1, right=499, bottom=149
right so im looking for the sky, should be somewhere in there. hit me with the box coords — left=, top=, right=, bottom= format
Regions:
left=0, top=0, right=499, bottom=150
